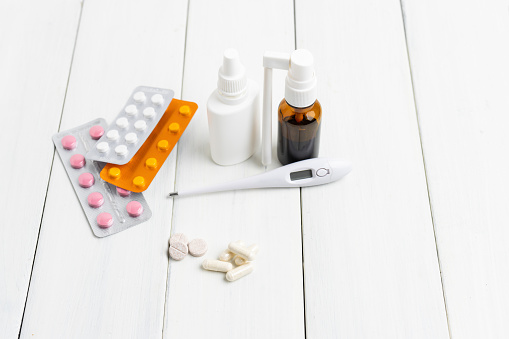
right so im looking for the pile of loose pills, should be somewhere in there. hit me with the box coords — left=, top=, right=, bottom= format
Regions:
left=168, top=233, right=208, bottom=261
left=202, top=240, right=259, bottom=282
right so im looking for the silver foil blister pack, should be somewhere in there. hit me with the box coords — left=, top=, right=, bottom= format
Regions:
left=53, top=118, right=152, bottom=237
left=86, top=86, right=174, bottom=165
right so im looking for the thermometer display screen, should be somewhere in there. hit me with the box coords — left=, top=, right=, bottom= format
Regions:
left=290, top=169, right=313, bottom=181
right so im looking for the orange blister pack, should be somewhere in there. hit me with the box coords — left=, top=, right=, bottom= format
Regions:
left=100, top=98, right=198, bottom=192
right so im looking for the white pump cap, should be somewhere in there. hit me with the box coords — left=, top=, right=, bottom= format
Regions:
left=285, top=49, right=317, bottom=108
left=217, top=48, right=248, bottom=97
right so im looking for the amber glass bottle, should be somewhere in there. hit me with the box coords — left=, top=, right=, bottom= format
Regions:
left=277, top=99, right=322, bottom=165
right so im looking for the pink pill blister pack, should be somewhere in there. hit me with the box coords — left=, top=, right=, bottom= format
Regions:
left=52, top=118, right=152, bottom=237
left=86, top=86, right=174, bottom=165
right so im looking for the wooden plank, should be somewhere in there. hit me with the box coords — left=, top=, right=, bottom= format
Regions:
left=19, top=0, right=188, bottom=337
left=401, top=0, right=509, bottom=337
left=295, top=0, right=450, bottom=338
left=162, top=0, right=305, bottom=338
left=0, top=0, right=82, bottom=337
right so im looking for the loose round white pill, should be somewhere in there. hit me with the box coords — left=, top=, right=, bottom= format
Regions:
left=169, top=241, right=188, bottom=261
left=134, top=120, right=147, bottom=132
left=96, top=142, right=109, bottom=153
left=151, top=94, right=164, bottom=106
left=133, top=91, right=146, bottom=103
left=226, top=263, right=254, bottom=282
left=219, top=249, right=235, bottom=262
left=202, top=259, right=233, bottom=273
left=188, top=239, right=208, bottom=257
left=169, top=233, right=189, bottom=246
left=116, top=117, right=129, bottom=129
left=143, top=107, right=156, bottom=119
left=125, top=132, right=137, bottom=144
left=125, top=104, right=137, bottom=116
left=115, top=144, right=128, bottom=156
left=107, top=129, right=119, bottom=141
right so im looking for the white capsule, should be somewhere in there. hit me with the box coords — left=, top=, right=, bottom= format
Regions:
left=202, top=259, right=233, bottom=273
left=125, top=104, right=137, bottom=116
left=220, top=241, right=244, bottom=261
left=133, top=91, right=146, bottom=103
left=125, top=132, right=137, bottom=144
left=219, top=249, right=235, bottom=262
left=226, top=263, right=254, bottom=282
left=107, top=129, right=119, bottom=141
left=228, top=241, right=258, bottom=261
left=96, top=141, right=109, bottom=153
left=151, top=93, right=164, bottom=106
left=143, top=107, right=156, bottom=119
left=234, top=256, right=247, bottom=266
left=233, top=244, right=257, bottom=265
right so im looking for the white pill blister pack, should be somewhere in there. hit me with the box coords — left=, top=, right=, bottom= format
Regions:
left=86, top=86, right=174, bottom=165
left=53, top=118, right=152, bottom=237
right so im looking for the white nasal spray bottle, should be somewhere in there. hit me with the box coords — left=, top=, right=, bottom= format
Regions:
left=262, top=50, right=321, bottom=167
left=207, top=48, right=260, bottom=166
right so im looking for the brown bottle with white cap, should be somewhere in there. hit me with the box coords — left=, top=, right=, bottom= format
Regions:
left=262, top=49, right=321, bottom=166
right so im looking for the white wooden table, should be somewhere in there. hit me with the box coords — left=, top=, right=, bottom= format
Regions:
left=2, top=0, right=508, bottom=338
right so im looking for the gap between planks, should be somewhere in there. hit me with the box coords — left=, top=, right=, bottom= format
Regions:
left=17, top=2, right=85, bottom=337
left=397, top=0, right=452, bottom=337
left=160, top=0, right=191, bottom=337
left=293, top=0, right=308, bottom=338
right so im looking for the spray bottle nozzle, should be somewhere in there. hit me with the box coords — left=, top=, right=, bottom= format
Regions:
left=287, top=49, right=314, bottom=81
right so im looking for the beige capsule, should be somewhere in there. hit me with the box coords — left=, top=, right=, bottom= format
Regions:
left=202, top=259, right=233, bottom=272
left=219, top=241, right=244, bottom=261
left=219, top=249, right=235, bottom=262
left=228, top=241, right=259, bottom=261
left=234, top=256, right=247, bottom=266
left=226, top=263, right=254, bottom=282
left=233, top=244, right=257, bottom=266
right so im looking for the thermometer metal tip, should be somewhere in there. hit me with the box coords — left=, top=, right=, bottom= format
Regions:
left=168, top=192, right=178, bottom=197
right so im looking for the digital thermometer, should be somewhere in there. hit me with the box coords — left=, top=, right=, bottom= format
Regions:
left=168, top=158, right=352, bottom=198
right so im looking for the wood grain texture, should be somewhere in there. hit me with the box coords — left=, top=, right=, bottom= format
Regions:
left=162, top=0, right=305, bottom=338
left=19, top=0, right=187, bottom=337
left=401, top=0, right=509, bottom=338
left=0, top=0, right=82, bottom=337
left=295, top=0, right=450, bottom=337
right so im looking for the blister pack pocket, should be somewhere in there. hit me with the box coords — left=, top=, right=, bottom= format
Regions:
left=53, top=118, right=152, bottom=237
left=100, top=98, right=198, bottom=192
left=86, top=86, right=174, bottom=165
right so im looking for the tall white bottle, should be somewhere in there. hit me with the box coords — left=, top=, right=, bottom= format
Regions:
left=207, top=48, right=260, bottom=166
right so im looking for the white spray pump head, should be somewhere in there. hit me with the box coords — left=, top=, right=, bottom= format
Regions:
left=262, top=49, right=317, bottom=166
left=217, top=48, right=248, bottom=98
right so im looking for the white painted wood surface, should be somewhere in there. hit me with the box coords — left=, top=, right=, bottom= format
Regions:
left=3, top=0, right=508, bottom=337
left=401, top=0, right=509, bottom=338
left=162, top=0, right=305, bottom=338
left=19, top=0, right=187, bottom=337
left=0, top=0, right=82, bottom=337
left=296, top=0, right=450, bottom=337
